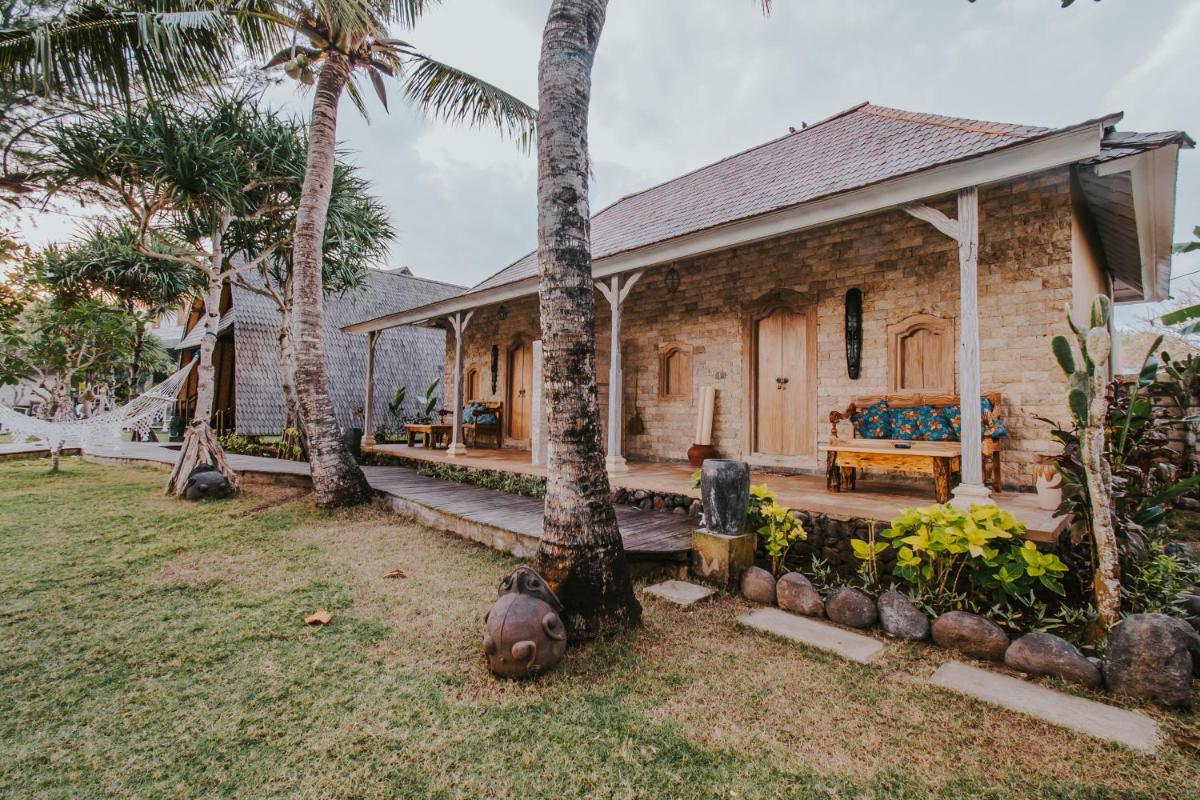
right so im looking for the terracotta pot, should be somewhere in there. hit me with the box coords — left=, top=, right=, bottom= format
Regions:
left=687, top=443, right=719, bottom=468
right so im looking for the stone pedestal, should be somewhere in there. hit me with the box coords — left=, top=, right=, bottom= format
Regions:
left=691, top=529, right=756, bottom=590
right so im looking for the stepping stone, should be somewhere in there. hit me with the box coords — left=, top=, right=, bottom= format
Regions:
left=929, top=660, right=1157, bottom=754
left=737, top=607, right=885, bottom=664
left=643, top=580, right=715, bottom=607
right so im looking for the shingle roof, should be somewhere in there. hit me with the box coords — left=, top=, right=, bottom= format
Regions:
left=227, top=269, right=461, bottom=436
left=468, top=103, right=1073, bottom=294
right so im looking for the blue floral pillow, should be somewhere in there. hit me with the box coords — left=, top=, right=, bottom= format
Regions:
left=915, top=405, right=954, bottom=441
left=475, top=411, right=498, bottom=426
left=888, top=406, right=922, bottom=440
left=944, top=399, right=1007, bottom=440
left=853, top=400, right=891, bottom=439
left=462, top=402, right=487, bottom=424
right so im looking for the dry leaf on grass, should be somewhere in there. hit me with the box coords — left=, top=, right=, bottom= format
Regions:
left=1173, top=732, right=1200, bottom=756
left=383, top=569, right=407, bottom=579
left=304, top=609, right=333, bottom=625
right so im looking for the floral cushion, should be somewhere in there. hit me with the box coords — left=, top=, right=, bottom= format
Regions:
left=888, top=406, right=922, bottom=440
left=462, top=402, right=488, bottom=424
left=474, top=412, right=498, bottom=426
left=852, top=400, right=891, bottom=439
left=943, top=399, right=1008, bottom=440
left=915, top=405, right=954, bottom=441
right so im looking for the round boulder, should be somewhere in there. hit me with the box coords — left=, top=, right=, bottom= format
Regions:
left=1004, top=632, right=1101, bottom=689
left=741, top=566, right=777, bottom=605
left=824, top=587, right=877, bottom=629
left=776, top=572, right=823, bottom=617
left=876, top=591, right=929, bottom=641
left=184, top=464, right=231, bottom=501
left=931, top=611, right=1008, bottom=661
left=1102, top=613, right=1200, bottom=709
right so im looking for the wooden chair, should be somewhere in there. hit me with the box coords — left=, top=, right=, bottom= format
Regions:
left=463, top=401, right=503, bottom=448
left=824, top=392, right=1004, bottom=500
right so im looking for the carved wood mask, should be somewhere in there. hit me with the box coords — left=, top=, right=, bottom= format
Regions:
left=845, top=288, right=863, bottom=380
left=490, top=344, right=499, bottom=396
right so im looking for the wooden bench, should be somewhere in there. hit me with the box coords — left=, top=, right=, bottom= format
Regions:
left=824, top=392, right=1004, bottom=502
left=463, top=401, right=503, bottom=448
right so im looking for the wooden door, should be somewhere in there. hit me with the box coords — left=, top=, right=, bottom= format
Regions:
left=507, top=341, right=533, bottom=441
left=755, top=309, right=813, bottom=456
left=466, top=369, right=480, bottom=402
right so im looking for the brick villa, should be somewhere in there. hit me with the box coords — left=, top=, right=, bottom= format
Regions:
left=346, top=103, right=1190, bottom=509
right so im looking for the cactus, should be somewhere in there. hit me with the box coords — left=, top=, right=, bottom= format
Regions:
left=1053, top=296, right=1120, bottom=634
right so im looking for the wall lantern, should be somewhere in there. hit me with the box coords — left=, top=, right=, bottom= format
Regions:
left=664, top=267, right=680, bottom=294
left=497, top=304, right=508, bottom=320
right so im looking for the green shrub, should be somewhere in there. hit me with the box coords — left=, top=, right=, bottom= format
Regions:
left=755, top=501, right=806, bottom=576
left=1122, top=539, right=1200, bottom=616
left=856, top=503, right=1068, bottom=611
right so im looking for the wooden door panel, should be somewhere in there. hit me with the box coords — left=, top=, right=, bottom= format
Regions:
left=755, top=313, right=783, bottom=454
left=754, top=308, right=813, bottom=457
left=780, top=310, right=809, bottom=456
left=507, top=343, right=532, bottom=441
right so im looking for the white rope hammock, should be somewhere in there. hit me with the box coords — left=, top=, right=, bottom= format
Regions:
left=0, top=360, right=196, bottom=448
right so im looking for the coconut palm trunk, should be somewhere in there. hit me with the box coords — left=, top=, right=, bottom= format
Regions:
left=532, top=0, right=641, bottom=641
left=290, top=50, right=373, bottom=507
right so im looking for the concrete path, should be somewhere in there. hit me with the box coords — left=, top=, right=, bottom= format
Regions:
left=643, top=580, right=715, bottom=607
left=929, top=660, right=1158, bottom=754
left=9, top=441, right=693, bottom=562
left=738, top=607, right=886, bottom=664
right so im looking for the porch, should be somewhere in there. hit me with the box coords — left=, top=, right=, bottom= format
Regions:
left=366, top=443, right=1067, bottom=542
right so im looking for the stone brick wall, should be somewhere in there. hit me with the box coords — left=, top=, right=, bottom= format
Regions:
left=450, top=168, right=1080, bottom=487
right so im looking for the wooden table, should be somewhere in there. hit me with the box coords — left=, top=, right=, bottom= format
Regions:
left=404, top=423, right=452, bottom=449
left=820, top=439, right=962, bottom=503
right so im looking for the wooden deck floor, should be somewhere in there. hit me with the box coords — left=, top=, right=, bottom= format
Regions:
left=25, top=441, right=693, bottom=560
left=370, top=442, right=1068, bottom=542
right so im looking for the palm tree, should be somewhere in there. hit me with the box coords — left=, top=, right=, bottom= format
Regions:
left=531, top=0, right=640, bottom=641
left=232, top=160, right=393, bottom=453
left=1, top=0, right=536, bottom=506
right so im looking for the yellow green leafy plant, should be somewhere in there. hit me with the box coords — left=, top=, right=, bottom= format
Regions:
left=858, top=503, right=1068, bottom=606
left=756, top=501, right=806, bottom=576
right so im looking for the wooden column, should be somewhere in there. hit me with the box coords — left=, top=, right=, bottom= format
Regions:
left=904, top=187, right=990, bottom=504
left=531, top=339, right=547, bottom=466
left=362, top=330, right=380, bottom=446
left=596, top=270, right=643, bottom=475
left=446, top=310, right=474, bottom=457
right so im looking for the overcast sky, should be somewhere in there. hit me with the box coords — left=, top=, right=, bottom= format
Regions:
left=14, top=0, right=1200, bottom=322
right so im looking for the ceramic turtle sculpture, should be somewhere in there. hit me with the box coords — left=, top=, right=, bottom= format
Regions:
left=483, top=566, right=567, bottom=679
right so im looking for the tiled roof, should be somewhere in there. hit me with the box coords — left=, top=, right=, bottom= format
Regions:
left=227, top=269, right=462, bottom=436
left=468, top=103, right=1065, bottom=294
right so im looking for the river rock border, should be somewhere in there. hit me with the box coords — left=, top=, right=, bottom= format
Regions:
left=738, top=569, right=1199, bottom=710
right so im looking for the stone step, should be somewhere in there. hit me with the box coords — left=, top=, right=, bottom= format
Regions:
left=737, top=607, right=885, bottom=664
left=929, top=660, right=1158, bottom=754
left=642, top=580, right=716, bottom=607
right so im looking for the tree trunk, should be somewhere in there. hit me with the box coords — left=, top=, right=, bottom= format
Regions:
left=532, top=0, right=641, bottom=641
left=276, top=315, right=308, bottom=459
left=1084, top=371, right=1120, bottom=632
left=166, top=255, right=238, bottom=495
left=289, top=50, right=372, bottom=507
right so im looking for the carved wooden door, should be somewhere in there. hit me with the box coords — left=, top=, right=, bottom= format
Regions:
left=507, top=341, right=533, bottom=441
left=755, top=309, right=812, bottom=455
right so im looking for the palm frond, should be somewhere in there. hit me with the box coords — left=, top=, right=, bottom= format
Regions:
left=401, top=51, right=535, bottom=150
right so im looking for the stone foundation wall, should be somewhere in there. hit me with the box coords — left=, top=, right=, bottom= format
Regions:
left=450, top=168, right=1080, bottom=487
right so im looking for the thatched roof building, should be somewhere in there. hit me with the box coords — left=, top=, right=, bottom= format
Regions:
left=177, top=268, right=461, bottom=436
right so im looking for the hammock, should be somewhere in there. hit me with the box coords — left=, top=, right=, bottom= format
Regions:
left=0, top=360, right=196, bottom=448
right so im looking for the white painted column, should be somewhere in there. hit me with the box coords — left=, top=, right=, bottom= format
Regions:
left=597, top=271, right=643, bottom=476
left=903, top=188, right=990, bottom=505
left=362, top=330, right=379, bottom=447
left=446, top=310, right=474, bottom=457
left=531, top=339, right=547, bottom=466
left=953, top=187, right=989, bottom=502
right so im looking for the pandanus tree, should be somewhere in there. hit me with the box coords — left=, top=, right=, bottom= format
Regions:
left=23, top=224, right=204, bottom=402
left=2, top=0, right=536, bottom=506
left=37, top=95, right=310, bottom=494
left=230, top=161, right=393, bottom=451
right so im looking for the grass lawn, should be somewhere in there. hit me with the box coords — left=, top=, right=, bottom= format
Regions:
left=2, top=459, right=1198, bottom=799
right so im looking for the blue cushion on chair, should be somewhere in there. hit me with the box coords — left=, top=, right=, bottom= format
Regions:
left=888, top=406, right=922, bottom=440
left=475, top=412, right=498, bottom=426
left=853, top=400, right=891, bottom=439
left=915, top=405, right=954, bottom=441
left=944, top=399, right=1006, bottom=440
left=462, top=402, right=487, bottom=424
